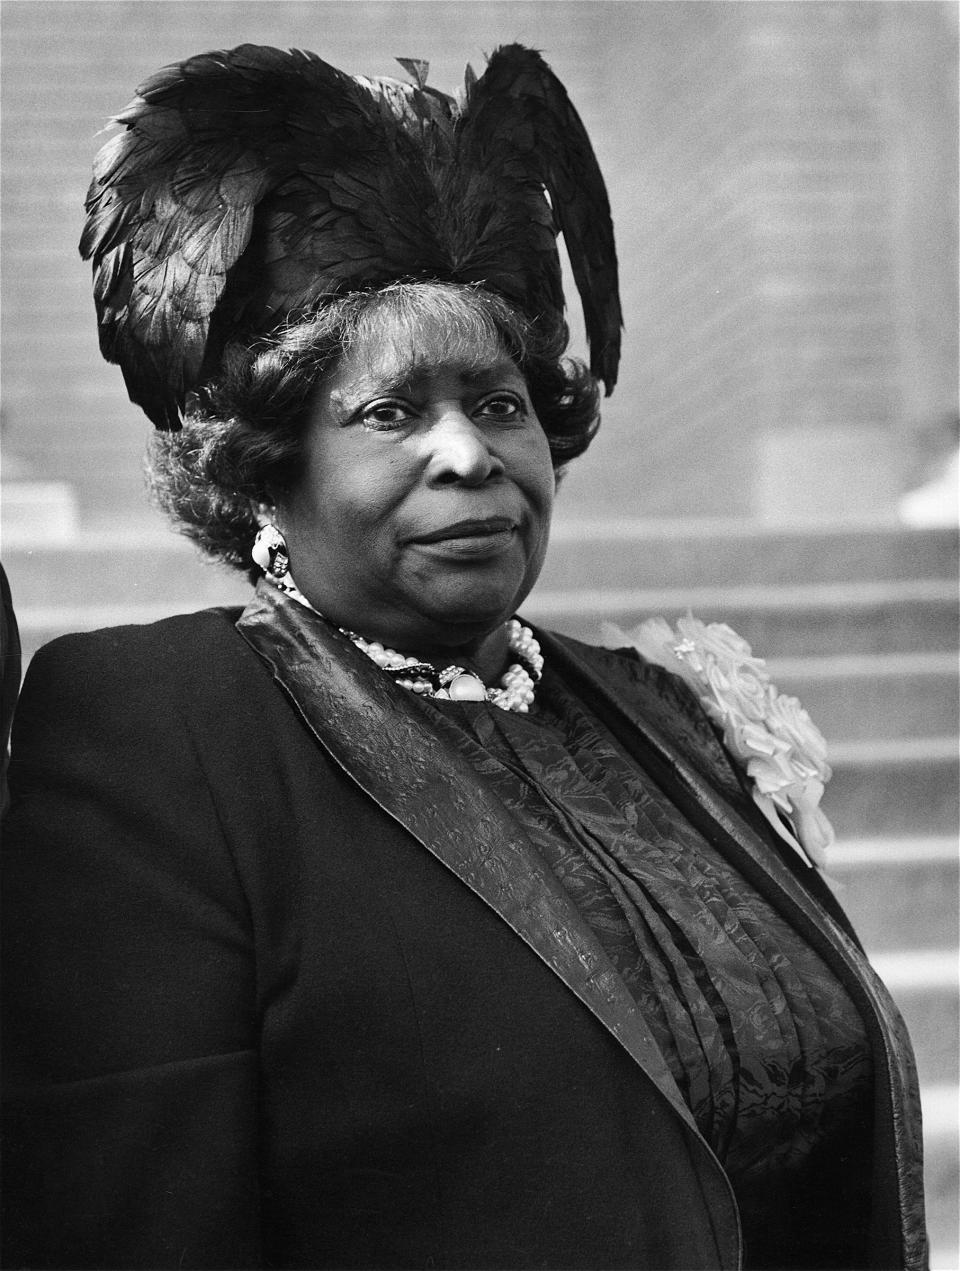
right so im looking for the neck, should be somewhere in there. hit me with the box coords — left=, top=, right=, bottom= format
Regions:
left=267, top=571, right=514, bottom=682
left=355, top=623, right=512, bottom=683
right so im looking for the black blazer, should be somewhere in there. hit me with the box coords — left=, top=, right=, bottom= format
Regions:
left=1, top=584, right=927, bottom=1270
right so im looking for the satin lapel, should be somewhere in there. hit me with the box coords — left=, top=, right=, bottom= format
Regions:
left=541, top=628, right=928, bottom=1271
left=235, top=583, right=701, bottom=1138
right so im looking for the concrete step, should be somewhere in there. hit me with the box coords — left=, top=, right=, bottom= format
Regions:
left=921, top=1084, right=959, bottom=1271
left=527, top=581, right=959, bottom=657
left=825, top=740, right=958, bottom=839
left=538, top=518, right=959, bottom=589
left=5, top=535, right=251, bottom=664
left=770, top=652, right=958, bottom=740
left=829, top=839, right=959, bottom=952
left=3, top=534, right=249, bottom=611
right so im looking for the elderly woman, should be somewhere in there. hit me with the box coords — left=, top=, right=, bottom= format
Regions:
left=1, top=43, right=926, bottom=1271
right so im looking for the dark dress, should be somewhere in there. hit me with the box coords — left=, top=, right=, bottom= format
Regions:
left=417, top=674, right=874, bottom=1270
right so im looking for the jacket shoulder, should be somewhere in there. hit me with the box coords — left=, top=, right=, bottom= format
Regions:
left=537, top=627, right=748, bottom=805
left=12, top=607, right=270, bottom=760
left=31, top=605, right=247, bottom=669
left=26, top=605, right=249, bottom=693
left=541, top=629, right=717, bottom=736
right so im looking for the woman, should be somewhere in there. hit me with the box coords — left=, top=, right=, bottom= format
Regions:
left=1, top=42, right=926, bottom=1271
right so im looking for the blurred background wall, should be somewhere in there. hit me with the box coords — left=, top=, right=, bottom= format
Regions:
left=2, top=3, right=958, bottom=1265
left=2, top=0, right=957, bottom=527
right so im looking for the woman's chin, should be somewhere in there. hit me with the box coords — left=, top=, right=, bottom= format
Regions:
left=398, top=577, right=532, bottom=648
left=418, top=594, right=521, bottom=641
left=410, top=547, right=544, bottom=633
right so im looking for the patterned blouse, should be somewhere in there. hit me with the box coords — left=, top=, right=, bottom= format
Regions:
left=417, top=659, right=875, bottom=1270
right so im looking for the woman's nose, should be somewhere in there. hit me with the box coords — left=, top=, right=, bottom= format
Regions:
left=425, top=412, right=504, bottom=486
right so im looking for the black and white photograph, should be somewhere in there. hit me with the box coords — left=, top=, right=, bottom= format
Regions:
left=2, top=3, right=957, bottom=1268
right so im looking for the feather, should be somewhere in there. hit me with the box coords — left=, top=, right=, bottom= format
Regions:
left=395, top=57, right=430, bottom=90
left=81, top=42, right=621, bottom=429
left=452, top=46, right=621, bottom=391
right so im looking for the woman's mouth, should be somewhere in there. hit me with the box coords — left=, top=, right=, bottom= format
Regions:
left=410, top=517, right=518, bottom=557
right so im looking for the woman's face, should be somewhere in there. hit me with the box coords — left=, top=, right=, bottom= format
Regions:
left=279, top=310, right=555, bottom=653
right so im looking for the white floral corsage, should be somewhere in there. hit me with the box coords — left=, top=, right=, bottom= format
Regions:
left=617, top=615, right=835, bottom=869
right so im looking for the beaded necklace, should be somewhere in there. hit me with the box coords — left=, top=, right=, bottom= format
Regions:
left=344, top=619, right=543, bottom=713
left=267, top=571, right=543, bottom=713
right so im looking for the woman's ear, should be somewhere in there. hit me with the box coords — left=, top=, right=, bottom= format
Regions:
left=253, top=500, right=278, bottom=529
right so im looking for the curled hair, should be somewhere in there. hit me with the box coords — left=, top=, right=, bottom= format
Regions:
left=147, top=281, right=601, bottom=574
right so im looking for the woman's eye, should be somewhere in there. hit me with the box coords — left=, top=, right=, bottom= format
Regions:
left=478, top=393, right=524, bottom=421
left=359, top=401, right=411, bottom=430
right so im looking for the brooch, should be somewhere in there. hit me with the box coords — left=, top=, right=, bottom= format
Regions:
left=623, top=616, right=834, bottom=868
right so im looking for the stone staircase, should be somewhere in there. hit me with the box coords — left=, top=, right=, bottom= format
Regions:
left=4, top=518, right=959, bottom=1267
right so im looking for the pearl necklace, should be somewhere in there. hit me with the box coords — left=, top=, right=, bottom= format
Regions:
left=344, top=618, right=544, bottom=713
left=262, top=569, right=543, bottom=712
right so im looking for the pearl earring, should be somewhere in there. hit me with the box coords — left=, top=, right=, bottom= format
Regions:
left=252, top=522, right=290, bottom=578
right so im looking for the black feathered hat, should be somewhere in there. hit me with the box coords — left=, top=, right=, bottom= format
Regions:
left=81, top=43, right=622, bottom=430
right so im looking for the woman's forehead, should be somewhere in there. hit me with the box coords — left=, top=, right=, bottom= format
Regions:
left=337, top=307, right=521, bottom=389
